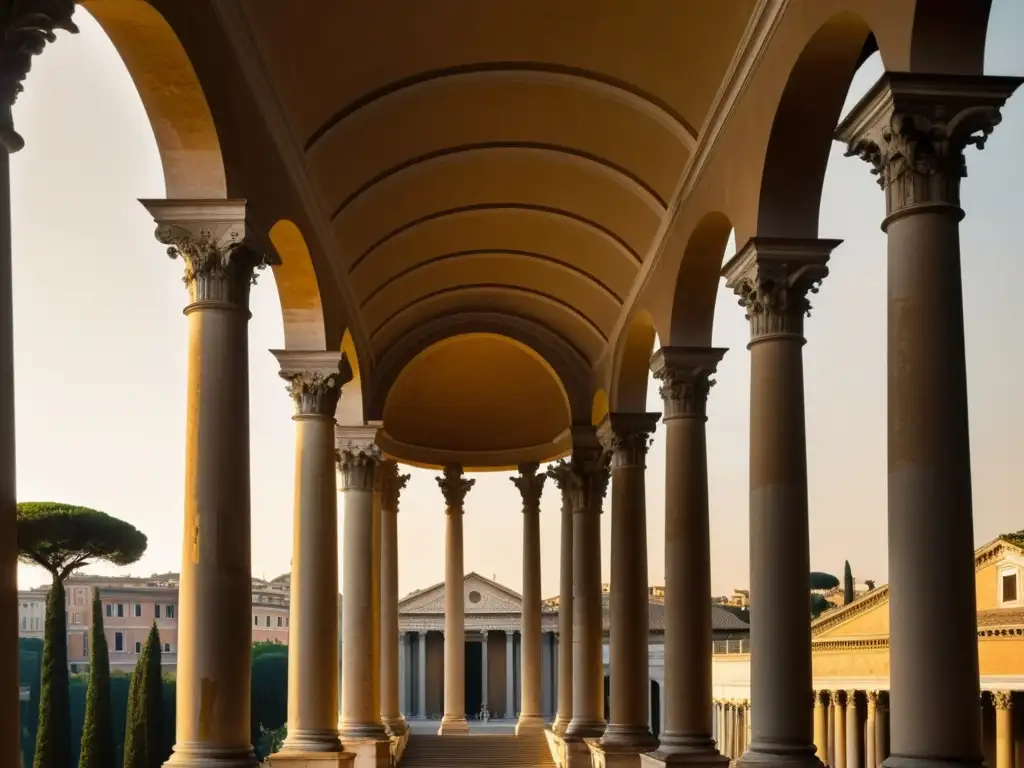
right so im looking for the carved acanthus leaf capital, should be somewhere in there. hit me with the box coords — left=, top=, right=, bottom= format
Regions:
left=378, top=460, right=410, bottom=512
left=0, top=1, right=78, bottom=151
left=866, top=690, right=879, bottom=707
left=511, top=462, right=546, bottom=513
left=723, top=238, right=838, bottom=342
left=650, top=346, right=727, bottom=420
left=993, top=691, right=1013, bottom=711
left=140, top=199, right=268, bottom=310
left=272, top=350, right=353, bottom=418
left=546, top=460, right=575, bottom=513
left=835, top=72, right=1023, bottom=217
left=336, top=443, right=381, bottom=492
left=565, top=448, right=610, bottom=513
left=598, top=413, right=659, bottom=469
left=437, top=464, right=474, bottom=515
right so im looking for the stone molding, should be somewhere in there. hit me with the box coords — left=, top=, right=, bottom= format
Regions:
left=437, top=464, right=474, bottom=515
left=597, top=413, right=659, bottom=469
left=140, top=198, right=267, bottom=311
left=650, top=346, right=727, bottom=420
left=993, top=691, right=1013, bottom=710
left=511, top=462, right=546, bottom=513
left=836, top=72, right=1023, bottom=218
left=566, top=449, right=610, bottom=513
left=378, top=460, right=410, bottom=512
left=271, top=350, right=352, bottom=418
left=0, top=2, right=78, bottom=151
left=336, top=443, right=380, bottom=492
left=723, top=238, right=839, bottom=342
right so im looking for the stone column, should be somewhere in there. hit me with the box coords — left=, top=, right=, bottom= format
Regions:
left=845, top=692, right=858, bottom=768
left=828, top=695, right=836, bottom=768
left=418, top=631, right=427, bottom=718
left=380, top=461, right=410, bottom=735
left=993, top=692, right=1013, bottom=768
left=874, top=694, right=888, bottom=767
left=513, top=462, right=547, bottom=733
left=481, top=631, right=489, bottom=716
left=0, top=11, right=77, bottom=765
left=548, top=461, right=575, bottom=735
left=834, top=692, right=847, bottom=768
left=814, top=692, right=830, bottom=766
left=338, top=442, right=387, bottom=741
left=398, top=633, right=407, bottom=716
left=837, top=73, right=1023, bottom=768
left=724, top=237, right=837, bottom=768
left=599, top=413, right=659, bottom=753
left=273, top=351, right=350, bottom=754
left=564, top=443, right=611, bottom=740
left=506, top=630, right=516, bottom=719
left=438, top=464, right=474, bottom=733
left=648, top=348, right=728, bottom=767
left=866, top=692, right=878, bottom=768
left=142, top=200, right=267, bottom=767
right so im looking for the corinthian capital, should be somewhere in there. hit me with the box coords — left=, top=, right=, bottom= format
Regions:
left=565, top=448, right=610, bottom=513
left=650, top=346, right=727, bottom=420
left=723, top=237, right=839, bottom=342
left=271, top=350, right=353, bottom=418
left=139, top=199, right=268, bottom=310
left=836, top=72, right=1022, bottom=217
left=511, top=462, right=546, bottom=513
left=546, top=460, right=575, bottom=513
left=336, top=443, right=380, bottom=492
left=0, top=1, right=78, bottom=151
left=598, top=413, right=659, bottom=469
left=378, top=460, right=410, bottom=512
left=993, top=691, right=1013, bottom=711
left=437, top=464, right=474, bottom=515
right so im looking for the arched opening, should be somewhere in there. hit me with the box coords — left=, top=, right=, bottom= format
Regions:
left=609, top=309, right=659, bottom=413
left=267, top=220, right=326, bottom=351
left=909, top=0, right=993, bottom=75
left=668, top=210, right=735, bottom=347
left=337, top=328, right=366, bottom=426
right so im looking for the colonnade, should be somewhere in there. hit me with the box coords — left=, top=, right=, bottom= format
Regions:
left=812, top=690, right=890, bottom=768
left=711, top=700, right=751, bottom=760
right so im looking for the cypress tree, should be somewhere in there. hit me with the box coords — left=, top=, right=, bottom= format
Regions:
left=34, top=577, right=71, bottom=768
left=124, top=623, right=163, bottom=768
left=80, top=591, right=114, bottom=767
left=843, top=560, right=855, bottom=604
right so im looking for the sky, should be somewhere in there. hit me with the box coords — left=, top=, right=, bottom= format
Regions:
left=11, top=4, right=1024, bottom=599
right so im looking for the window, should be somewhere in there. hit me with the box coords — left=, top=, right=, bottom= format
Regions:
left=116, top=604, right=124, bottom=618
left=164, top=643, right=171, bottom=652
left=155, top=604, right=161, bottom=619
left=266, top=616, right=271, bottom=627
left=134, top=604, right=142, bottom=617
left=115, top=632, right=124, bottom=652
left=254, top=615, right=259, bottom=626
left=1002, top=572, right=1019, bottom=603
left=105, top=604, right=112, bottom=618
left=277, top=616, right=282, bottom=627
left=135, top=641, right=141, bottom=653
left=167, top=605, right=174, bottom=619
left=83, top=634, right=89, bottom=655
left=71, top=613, right=79, bottom=625
left=20, top=617, right=25, bottom=630
left=70, top=664, right=78, bottom=674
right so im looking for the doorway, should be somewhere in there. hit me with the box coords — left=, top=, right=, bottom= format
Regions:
left=465, top=641, right=483, bottom=718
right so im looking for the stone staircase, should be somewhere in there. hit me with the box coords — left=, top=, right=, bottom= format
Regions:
left=399, top=734, right=556, bottom=768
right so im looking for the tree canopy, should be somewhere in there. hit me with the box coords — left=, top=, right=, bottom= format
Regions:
left=17, top=502, right=147, bottom=579
left=809, top=572, right=839, bottom=591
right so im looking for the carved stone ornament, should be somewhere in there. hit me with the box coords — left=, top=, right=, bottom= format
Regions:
left=379, top=460, right=410, bottom=512
left=437, top=464, right=474, bottom=515
left=650, top=346, right=727, bottom=420
left=0, top=1, right=78, bottom=152
left=140, top=199, right=267, bottom=310
left=835, top=72, right=1023, bottom=218
left=866, top=690, right=879, bottom=707
left=274, top=351, right=353, bottom=418
left=336, top=442, right=380, bottom=492
left=511, top=461, right=546, bottom=513
left=598, top=413, right=659, bottom=470
left=565, top=449, right=610, bottom=513
left=546, top=460, right=575, bottom=512
left=993, top=690, right=1013, bottom=711
left=722, top=237, right=839, bottom=341
left=818, top=690, right=832, bottom=706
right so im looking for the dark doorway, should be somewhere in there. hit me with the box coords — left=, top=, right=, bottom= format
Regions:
left=465, top=641, right=483, bottom=718
left=604, top=674, right=611, bottom=721
left=650, top=680, right=661, bottom=737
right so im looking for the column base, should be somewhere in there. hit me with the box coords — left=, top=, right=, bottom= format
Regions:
left=517, top=714, right=547, bottom=735
left=600, top=724, right=660, bottom=752
left=565, top=718, right=607, bottom=740
left=552, top=715, right=571, bottom=737
left=338, top=723, right=389, bottom=742
left=590, top=738, right=658, bottom=768
left=339, top=738, right=391, bottom=768
left=643, top=746, right=730, bottom=768
left=269, top=752, right=355, bottom=768
left=882, top=757, right=984, bottom=768
left=382, top=716, right=408, bottom=736
left=438, top=715, right=470, bottom=734
left=281, top=730, right=343, bottom=754
left=563, top=737, right=598, bottom=768
left=734, top=744, right=822, bottom=768
left=163, top=743, right=258, bottom=768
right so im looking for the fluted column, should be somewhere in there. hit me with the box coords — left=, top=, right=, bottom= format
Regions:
left=338, top=442, right=387, bottom=740
left=548, top=461, right=575, bottom=735
left=438, top=464, right=475, bottom=733
left=564, top=444, right=611, bottom=740
left=866, top=692, right=878, bottom=768
left=599, top=413, right=659, bottom=753
left=725, top=237, right=837, bottom=768
left=834, top=692, right=847, bottom=768
left=398, top=633, right=408, bottom=716
left=0, top=9, right=77, bottom=766
left=845, top=692, right=858, bottom=768
left=874, top=693, right=888, bottom=766
left=513, top=462, right=547, bottom=733
left=648, top=348, right=728, bottom=767
left=273, top=352, right=350, bottom=754
left=837, top=73, right=1023, bottom=768
left=380, top=461, right=410, bottom=735
left=142, top=200, right=268, bottom=768
left=814, top=692, right=830, bottom=766
left=993, top=692, right=1013, bottom=768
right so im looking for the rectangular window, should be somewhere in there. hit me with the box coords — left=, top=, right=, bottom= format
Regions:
left=266, top=616, right=271, bottom=627
left=83, top=634, right=89, bottom=655
left=167, top=605, right=174, bottom=619
left=277, top=616, right=282, bottom=627
left=134, top=604, right=142, bottom=617
left=155, top=604, right=161, bottom=619
left=116, top=604, right=124, bottom=618
left=164, top=643, right=171, bottom=653
left=254, top=615, right=259, bottom=626
left=20, top=617, right=25, bottom=630
left=1003, top=573, right=1018, bottom=603
left=135, top=641, right=141, bottom=653
left=105, top=604, right=112, bottom=618
left=115, top=632, right=123, bottom=652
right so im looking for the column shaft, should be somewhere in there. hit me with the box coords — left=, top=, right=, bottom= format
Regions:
left=866, top=693, right=877, bottom=768
left=506, top=631, right=516, bottom=718
left=550, top=462, right=574, bottom=734
left=438, top=465, right=474, bottom=733
left=481, top=633, right=489, bottom=715
left=846, top=692, right=858, bottom=768
left=418, top=632, right=427, bottom=718
left=380, top=462, right=409, bottom=734
left=814, top=693, right=829, bottom=766
left=398, top=634, right=407, bottom=716
left=514, top=463, right=546, bottom=733
left=834, top=696, right=846, bottom=768
left=0, top=145, right=14, bottom=768
left=994, top=693, right=1013, bottom=768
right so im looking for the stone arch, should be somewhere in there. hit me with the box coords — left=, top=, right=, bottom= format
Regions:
left=667, top=211, right=735, bottom=346
left=755, top=12, right=879, bottom=239
left=908, top=0, right=993, bottom=75
left=591, top=389, right=609, bottom=427
left=81, top=0, right=226, bottom=198
left=267, top=220, right=327, bottom=351
left=608, top=308, right=659, bottom=413
left=337, top=328, right=368, bottom=426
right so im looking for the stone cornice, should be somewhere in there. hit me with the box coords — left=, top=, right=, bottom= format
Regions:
left=811, top=585, right=890, bottom=637
left=650, top=346, right=727, bottom=420
left=511, top=462, right=546, bottom=513
left=812, top=637, right=889, bottom=652
left=271, top=350, right=352, bottom=418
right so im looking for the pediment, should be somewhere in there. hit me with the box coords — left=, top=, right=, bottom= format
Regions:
left=399, top=572, right=523, bottom=615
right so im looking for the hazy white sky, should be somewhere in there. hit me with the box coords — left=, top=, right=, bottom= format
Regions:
left=12, top=5, right=1024, bottom=599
